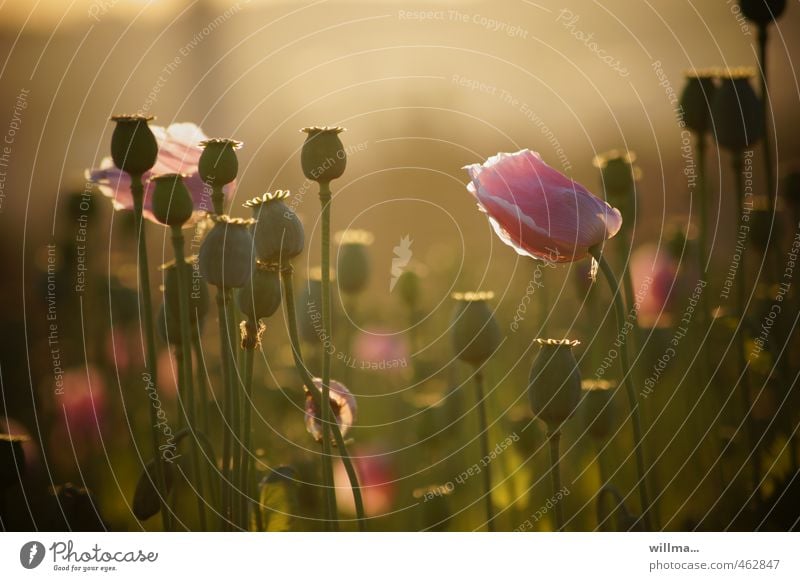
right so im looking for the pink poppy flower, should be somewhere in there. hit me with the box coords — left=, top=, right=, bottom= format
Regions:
left=352, top=328, right=409, bottom=371
left=630, top=244, right=681, bottom=328
left=88, top=122, right=228, bottom=224
left=464, top=149, right=622, bottom=262
left=304, top=378, right=356, bottom=442
left=334, top=445, right=395, bottom=516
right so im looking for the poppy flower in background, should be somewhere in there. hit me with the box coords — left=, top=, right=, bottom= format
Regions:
left=88, top=122, right=228, bottom=224
left=334, top=445, right=395, bottom=517
left=304, top=378, right=357, bottom=442
left=464, top=149, right=622, bottom=262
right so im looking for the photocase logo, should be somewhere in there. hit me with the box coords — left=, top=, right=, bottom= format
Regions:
left=19, top=541, right=46, bottom=569
left=389, top=235, right=413, bottom=292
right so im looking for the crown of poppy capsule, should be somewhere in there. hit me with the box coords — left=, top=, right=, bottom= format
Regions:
left=335, top=229, right=374, bottom=296
left=450, top=291, right=501, bottom=366
left=739, top=0, right=786, bottom=26
left=151, top=173, right=194, bottom=227
left=110, top=114, right=158, bottom=176
left=580, top=379, right=618, bottom=441
left=528, top=339, right=582, bottom=429
left=235, top=261, right=282, bottom=323
left=198, top=215, right=256, bottom=288
left=243, top=190, right=305, bottom=264
left=198, top=138, right=242, bottom=187
left=680, top=70, right=718, bottom=136
left=304, top=378, right=357, bottom=443
left=710, top=68, right=763, bottom=152
left=300, top=126, right=347, bottom=183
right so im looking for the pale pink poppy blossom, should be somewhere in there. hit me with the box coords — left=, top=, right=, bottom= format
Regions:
left=352, top=329, right=409, bottom=371
left=88, top=122, right=229, bottom=224
left=304, top=378, right=356, bottom=442
left=464, top=149, right=622, bottom=262
left=334, top=445, right=395, bottom=516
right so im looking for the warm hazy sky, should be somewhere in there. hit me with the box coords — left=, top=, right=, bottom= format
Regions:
left=0, top=0, right=798, bottom=288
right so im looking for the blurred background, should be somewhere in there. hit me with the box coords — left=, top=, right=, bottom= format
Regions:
left=1, top=0, right=799, bottom=531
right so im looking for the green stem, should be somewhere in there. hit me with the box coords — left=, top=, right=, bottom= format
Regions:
left=211, top=185, right=225, bottom=216
left=547, top=430, right=565, bottom=531
left=191, top=333, right=210, bottom=437
left=240, top=341, right=255, bottom=530
left=215, top=289, right=234, bottom=529
left=281, top=267, right=366, bottom=531
left=171, top=226, right=207, bottom=530
left=318, top=182, right=338, bottom=530
left=130, top=173, right=170, bottom=531
left=732, top=154, right=761, bottom=495
left=474, top=369, right=495, bottom=531
left=225, top=295, right=242, bottom=528
left=590, top=246, right=653, bottom=531
left=757, top=25, right=775, bottom=214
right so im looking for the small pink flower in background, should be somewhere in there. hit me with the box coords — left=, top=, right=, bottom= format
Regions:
left=630, top=244, right=681, bottom=328
left=49, top=366, right=107, bottom=467
left=105, top=328, right=144, bottom=375
left=334, top=446, right=395, bottom=516
left=157, top=349, right=179, bottom=401
left=88, top=122, right=229, bottom=224
left=305, top=378, right=356, bottom=442
left=464, top=149, right=622, bottom=262
left=352, top=329, right=409, bottom=370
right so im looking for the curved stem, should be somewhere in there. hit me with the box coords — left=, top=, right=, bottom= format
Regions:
left=318, top=182, right=338, bottom=530
left=547, top=430, right=565, bottom=531
left=589, top=245, right=653, bottom=531
left=474, top=369, right=495, bottom=531
left=130, top=173, right=171, bottom=531
left=281, top=267, right=366, bottom=531
left=170, top=226, right=207, bottom=530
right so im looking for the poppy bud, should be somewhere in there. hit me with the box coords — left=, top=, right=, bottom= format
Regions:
left=110, top=115, right=158, bottom=175
left=151, top=173, right=194, bottom=227
left=236, top=263, right=282, bottom=322
left=528, top=339, right=582, bottom=428
left=336, top=229, right=374, bottom=295
left=132, top=458, right=174, bottom=521
left=304, top=378, right=356, bottom=443
left=244, top=191, right=305, bottom=264
left=198, top=215, right=256, bottom=288
left=680, top=71, right=717, bottom=135
left=450, top=292, right=501, bottom=366
left=198, top=138, right=241, bottom=187
left=0, top=434, right=28, bottom=488
left=711, top=69, right=763, bottom=152
left=300, top=127, right=346, bottom=183
left=740, top=0, right=787, bottom=26
left=580, top=379, right=618, bottom=441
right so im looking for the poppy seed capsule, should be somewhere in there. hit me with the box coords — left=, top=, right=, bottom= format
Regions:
left=336, top=230, right=374, bottom=296
left=680, top=72, right=717, bottom=136
left=740, top=0, right=787, bottom=26
left=451, top=292, right=501, bottom=366
left=528, top=339, right=582, bottom=428
left=236, top=263, right=282, bottom=322
left=198, top=138, right=241, bottom=187
left=151, top=173, right=194, bottom=226
left=711, top=70, right=763, bottom=152
left=300, top=127, right=346, bottom=183
left=580, top=379, right=618, bottom=441
left=110, top=115, right=158, bottom=176
left=396, top=269, right=421, bottom=309
left=198, top=215, right=256, bottom=288
left=244, top=191, right=305, bottom=264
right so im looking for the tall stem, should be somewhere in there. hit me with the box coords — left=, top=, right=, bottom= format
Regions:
left=171, top=226, right=207, bottom=530
left=281, top=267, right=366, bottom=531
left=191, top=333, right=210, bottom=436
left=732, top=153, right=761, bottom=494
left=473, top=369, right=495, bottom=531
left=590, top=246, right=653, bottom=531
left=211, top=185, right=225, bottom=216
left=757, top=25, right=775, bottom=214
left=318, top=182, right=338, bottom=529
left=130, top=174, right=170, bottom=531
left=215, top=288, right=234, bottom=529
left=226, top=297, right=242, bottom=528
left=547, top=430, right=565, bottom=531
left=240, top=340, right=255, bottom=530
